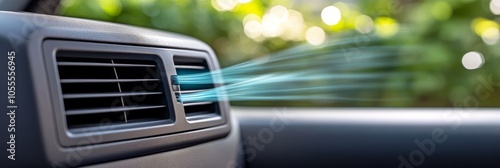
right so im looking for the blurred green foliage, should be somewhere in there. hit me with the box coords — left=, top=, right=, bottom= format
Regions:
left=59, top=0, right=500, bottom=107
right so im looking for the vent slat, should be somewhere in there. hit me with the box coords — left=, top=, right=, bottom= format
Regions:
left=66, top=105, right=166, bottom=116
left=63, top=92, right=163, bottom=99
left=186, top=113, right=221, bottom=121
left=174, top=65, right=205, bottom=70
left=183, top=101, right=213, bottom=107
left=174, top=89, right=210, bottom=94
left=60, top=79, right=159, bottom=83
left=58, top=62, right=156, bottom=67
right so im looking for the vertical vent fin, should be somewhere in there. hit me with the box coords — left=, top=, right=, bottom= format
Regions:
left=110, top=59, right=128, bottom=122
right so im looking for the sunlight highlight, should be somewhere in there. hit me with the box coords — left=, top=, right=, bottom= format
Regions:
left=482, top=27, right=500, bottom=45
left=321, top=6, right=342, bottom=26
left=374, top=17, right=398, bottom=38
left=490, top=0, right=500, bottom=15
left=244, top=20, right=263, bottom=39
left=355, top=15, right=374, bottom=34
left=282, top=9, right=305, bottom=41
left=462, top=51, right=484, bottom=70
left=212, top=0, right=238, bottom=11
left=306, top=26, right=326, bottom=45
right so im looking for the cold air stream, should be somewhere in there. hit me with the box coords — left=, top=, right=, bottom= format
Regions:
left=176, top=34, right=416, bottom=104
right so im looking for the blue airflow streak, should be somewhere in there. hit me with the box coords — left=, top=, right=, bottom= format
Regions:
left=178, top=34, right=416, bottom=103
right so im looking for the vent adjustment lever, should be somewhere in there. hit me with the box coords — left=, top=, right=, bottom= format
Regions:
left=171, top=75, right=182, bottom=103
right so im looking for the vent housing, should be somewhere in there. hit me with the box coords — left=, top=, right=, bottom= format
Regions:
left=56, top=51, right=170, bottom=133
left=173, top=56, right=220, bottom=121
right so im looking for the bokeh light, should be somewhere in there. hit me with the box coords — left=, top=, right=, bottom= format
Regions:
left=355, top=15, right=374, bottom=34
left=282, top=9, right=305, bottom=41
left=374, top=17, right=398, bottom=37
left=472, top=18, right=499, bottom=37
left=490, top=0, right=500, bottom=15
left=212, top=0, right=238, bottom=11
left=306, top=26, right=326, bottom=46
left=262, top=13, right=283, bottom=37
left=270, top=5, right=289, bottom=23
left=244, top=20, right=263, bottom=39
left=321, top=6, right=342, bottom=26
left=462, top=51, right=485, bottom=70
left=482, top=27, right=500, bottom=45
left=238, top=0, right=251, bottom=3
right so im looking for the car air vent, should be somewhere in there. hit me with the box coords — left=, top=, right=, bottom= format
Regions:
left=56, top=51, right=170, bottom=133
left=173, top=56, right=220, bottom=121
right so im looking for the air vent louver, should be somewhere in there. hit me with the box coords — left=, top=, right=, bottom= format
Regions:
left=56, top=51, right=170, bottom=132
left=173, top=56, right=220, bottom=121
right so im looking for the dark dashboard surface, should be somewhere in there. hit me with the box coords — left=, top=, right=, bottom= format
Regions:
left=234, top=108, right=500, bottom=168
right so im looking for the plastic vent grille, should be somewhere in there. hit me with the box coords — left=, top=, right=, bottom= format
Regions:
left=56, top=51, right=170, bottom=133
left=173, top=56, right=220, bottom=121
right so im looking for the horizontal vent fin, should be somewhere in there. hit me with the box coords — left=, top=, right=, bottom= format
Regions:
left=66, top=105, right=167, bottom=116
left=174, top=89, right=210, bottom=94
left=174, top=65, right=205, bottom=70
left=60, top=79, right=159, bottom=83
left=58, top=62, right=156, bottom=67
left=186, top=113, right=221, bottom=121
left=183, top=101, right=213, bottom=107
left=63, top=92, right=163, bottom=99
